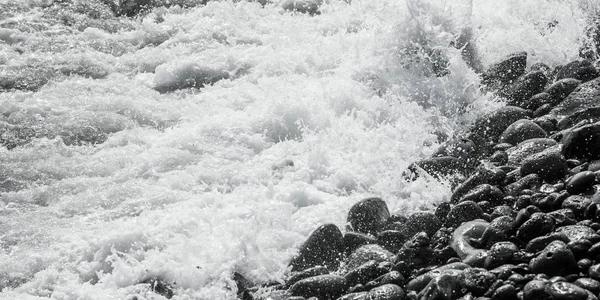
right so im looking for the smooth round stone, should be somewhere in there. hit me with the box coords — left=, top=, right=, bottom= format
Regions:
left=573, top=277, right=600, bottom=294
left=589, top=264, right=600, bottom=281
left=578, top=258, right=593, bottom=271
left=507, top=138, right=558, bottom=166
left=491, top=284, right=518, bottom=300
left=289, top=275, right=348, bottom=299
left=445, top=201, right=484, bottom=228
left=345, top=245, right=394, bottom=271
left=403, top=212, right=442, bottom=238
left=556, top=225, right=600, bottom=244
left=286, top=266, right=330, bottom=287
left=490, top=151, right=509, bottom=165
left=499, top=119, right=547, bottom=145
left=347, top=197, right=390, bottom=234
left=490, top=206, right=514, bottom=220
left=468, top=106, right=532, bottom=146
left=529, top=241, right=577, bottom=277
left=337, top=292, right=369, bottom=300
left=290, top=223, right=344, bottom=271
left=459, top=184, right=504, bottom=205
left=548, top=281, right=588, bottom=300
left=365, top=284, right=405, bottom=300
left=416, top=270, right=463, bottom=300
left=458, top=268, right=496, bottom=296
left=556, top=60, right=599, bottom=82
left=525, top=92, right=554, bottom=110
left=566, top=171, right=596, bottom=195
left=520, top=147, right=568, bottom=181
left=548, top=209, right=577, bottom=227
left=365, top=271, right=405, bottom=289
left=485, top=242, right=519, bottom=269
left=523, top=280, right=552, bottom=300
left=516, top=212, right=555, bottom=242
left=546, top=78, right=582, bottom=101
left=484, top=51, right=528, bottom=84
left=561, top=196, right=592, bottom=217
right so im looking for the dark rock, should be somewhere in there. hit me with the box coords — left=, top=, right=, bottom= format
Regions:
left=548, top=208, right=577, bottom=226
left=505, top=174, right=541, bottom=197
left=458, top=268, right=496, bottom=297
left=561, top=196, right=593, bottom=217
left=416, top=270, right=464, bottom=300
left=490, top=206, right=514, bottom=219
left=547, top=281, right=588, bottom=300
left=561, top=122, right=600, bottom=160
left=578, top=258, right=593, bottom=271
left=491, top=284, right=518, bottom=300
left=567, top=239, right=592, bottom=257
left=143, top=277, right=175, bottom=299
left=546, top=78, right=582, bottom=102
left=534, top=104, right=553, bottom=118
left=345, top=260, right=386, bottom=287
left=499, top=119, right=547, bottom=145
left=347, top=198, right=390, bottom=234
left=290, top=224, right=344, bottom=272
left=364, top=283, right=405, bottom=300
left=552, top=77, right=600, bottom=117
left=403, top=212, right=442, bottom=238
left=377, top=230, right=406, bottom=254
left=590, top=264, right=600, bottom=281
left=407, top=156, right=463, bottom=179
left=557, top=107, right=600, bottom=130
left=435, top=203, right=451, bottom=222
left=365, top=271, right=405, bottom=290
left=520, top=147, right=568, bottom=181
left=480, top=216, right=515, bottom=248
left=523, top=92, right=554, bottom=110
left=489, top=151, right=509, bottom=165
left=469, top=106, right=532, bottom=147
left=555, top=225, right=600, bottom=244
left=458, top=184, right=504, bottom=205
left=573, top=277, right=600, bottom=294
left=445, top=201, right=484, bottom=228
left=533, top=115, right=557, bottom=133
left=516, top=212, right=555, bottom=242
left=556, top=60, right=599, bottom=82
left=289, top=275, right=347, bottom=299
left=566, top=171, right=596, bottom=194
left=395, top=232, right=434, bottom=270
left=337, top=292, right=368, bottom=300
left=345, top=245, right=394, bottom=271
left=282, top=0, right=322, bottom=15
left=483, top=51, right=528, bottom=85
left=525, top=232, right=569, bottom=253
left=432, top=138, right=477, bottom=163
left=529, top=241, right=577, bottom=276
left=506, top=138, right=558, bottom=166
left=286, top=266, right=330, bottom=287
left=523, top=280, right=552, bottom=300
left=345, top=232, right=377, bottom=255
left=502, top=71, right=548, bottom=106
left=484, top=241, right=519, bottom=269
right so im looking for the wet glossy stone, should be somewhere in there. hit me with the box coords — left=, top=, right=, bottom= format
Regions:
left=529, top=241, right=577, bottom=277
left=499, top=119, right=547, bottom=145
left=516, top=212, right=555, bottom=242
left=290, top=224, right=344, bottom=271
left=547, top=281, right=588, bottom=300
left=566, top=171, right=596, bottom=195
left=347, top=197, right=390, bottom=234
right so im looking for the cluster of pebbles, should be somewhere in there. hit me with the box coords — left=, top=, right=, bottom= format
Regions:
left=242, top=52, right=600, bottom=300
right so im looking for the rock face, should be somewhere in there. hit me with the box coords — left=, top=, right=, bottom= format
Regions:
left=347, top=198, right=390, bottom=234
left=289, top=223, right=344, bottom=271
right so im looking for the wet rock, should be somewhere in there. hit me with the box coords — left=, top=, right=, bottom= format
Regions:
left=489, top=151, right=509, bottom=165
left=546, top=78, right=582, bottom=102
left=534, top=115, right=557, bottom=133
left=444, top=201, right=484, bottom=228
left=364, top=284, right=405, bottom=300
left=505, top=174, right=541, bottom=196
left=555, top=225, right=600, bottom=244
left=435, top=203, right=451, bottom=222
left=403, top=212, right=442, bottom=238
left=347, top=198, right=390, bottom=235
left=143, top=277, right=175, bottom=299
left=451, top=220, right=489, bottom=266
left=290, top=224, right=344, bottom=272
left=556, top=60, right=599, bottom=82
left=416, top=270, right=464, bottom=300
left=490, top=206, right=514, bottom=219
left=529, top=241, right=577, bottom=277
left=345, top=232, right=377, bottom=255
left=523, top=92, right=554, bottom=110
left=483, top=51, right=528, bottom=85
left=566, top=171, right=596, bottom=194
left=484, top=242, right=518, bottom=269
left=451, top=166, right=506, bottom=202
left=491, top=284, right=518, bottom=300
left=345, top=245, right=394, bottom=271
left=561, top=196, right=593, bottom=217
left=153, top=62, right=230, bottom=93
left=574, top=277, right=600, bottom=294
left=523, top=280, right=552, bottom=300
left=405, top=264, right=467, bottom=293
left=407, top=156, right=463, bottom=179
left=458, top=268, right=496, bottom=297
left=520, top=147, right=568, bottom=181
left=345, top=260, right=386, bottom=287
left=534, top=103, right=554, bottom=117
left=395, top=232, right=434, bottom=270
left=432, top=138, right=477, bottom=163
left=506, top=138, right=558, bottom=165
left=557, top=107, right=600, bottom=130
left=469, top=106, right=532, bottom=147
left=282, top=0, right=322, bottom=15
left=289, top=275, right=347, bottom=299
left=503, top=71, right=548, bottom=107
left=365, top=271, right=405, bottom=290
left=525, top=232, right=569, bottom=253
left=552, top=77, right=600, bottom=117
left=517, top=212, right=555, bottom=242
left=480, top=216, right=514, bottom=248
left=561, top=122, right=600, bottom=160
left=499, top=119, right=547, bottom=145
left=458, top=184, right=504, bottom=205
left=286, top=266, right=330, bottom=287
left=548, top=281, right=588, bottom=300
left=377, top=230, right=406, bottom=254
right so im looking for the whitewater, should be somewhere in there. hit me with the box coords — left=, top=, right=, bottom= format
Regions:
left=0, top=0, right=598, bottom=298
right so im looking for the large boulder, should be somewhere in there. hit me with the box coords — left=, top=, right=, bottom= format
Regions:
left=347, top=198, right=390, bottom=234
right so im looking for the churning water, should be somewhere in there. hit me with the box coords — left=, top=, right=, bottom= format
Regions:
left=0, top=0, right=598, bottom=298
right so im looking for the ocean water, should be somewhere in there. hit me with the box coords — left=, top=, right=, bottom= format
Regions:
left=0, top=0, right=598, bottom=299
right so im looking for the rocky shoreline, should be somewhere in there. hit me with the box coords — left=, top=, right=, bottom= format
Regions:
left=239, top=52, right=600, bottom=300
